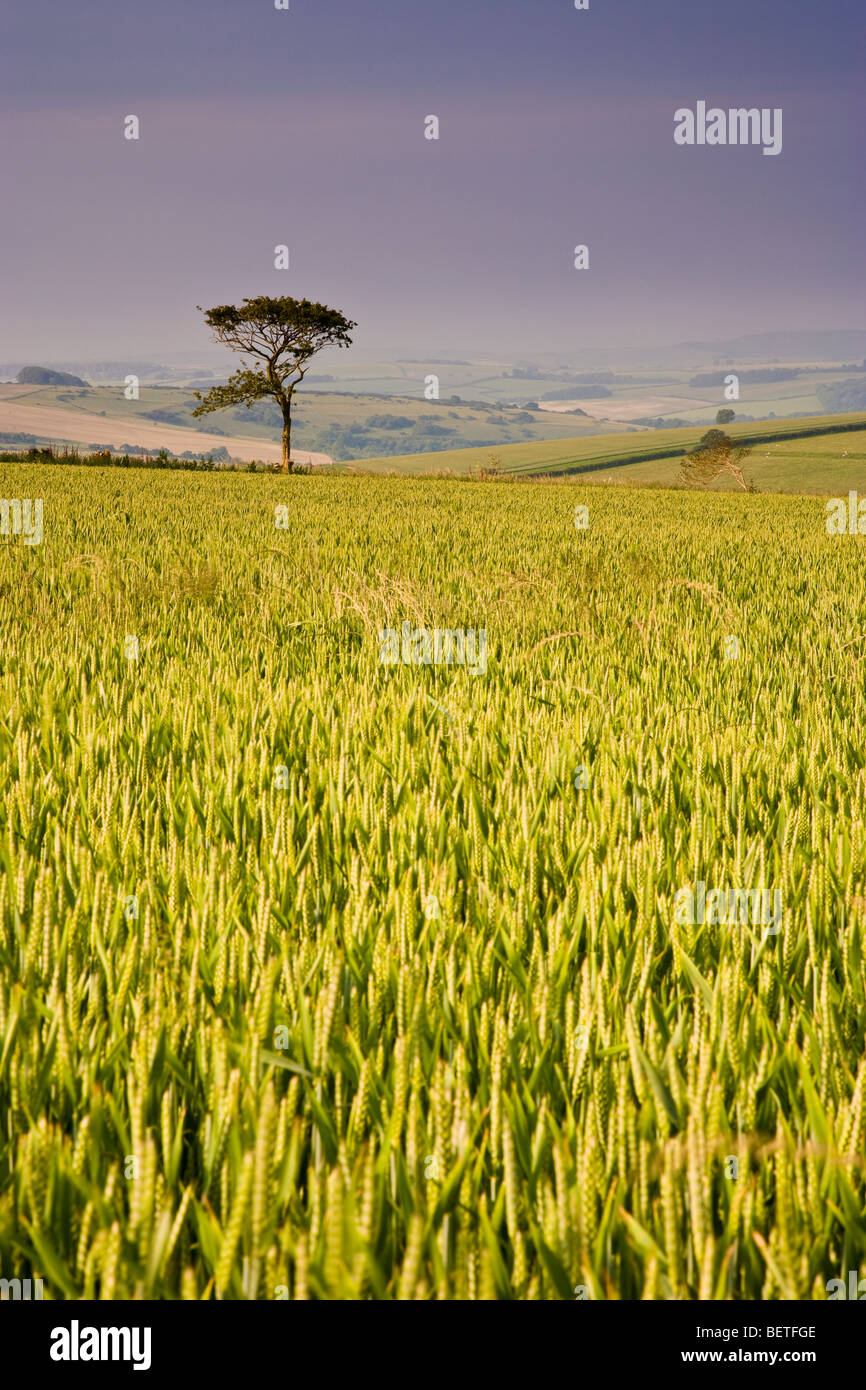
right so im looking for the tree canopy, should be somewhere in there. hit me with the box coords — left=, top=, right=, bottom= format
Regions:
left=680, top=431, right=755, bottom=492
left=192, top=296, right=356, bottom=472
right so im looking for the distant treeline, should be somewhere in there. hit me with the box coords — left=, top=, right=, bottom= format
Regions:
left=508, top=367, right=619, bottom=382
left=541, top=385, right=613, bottom=400
left=817, top=379, right=866, bottom=413
left=509, top=369, right=645, bottom=387
left=0, top=445, right=243, bottom=470
left=689, top=369, right=801, bottom=387
left=0, top=431, right=38, bottom=446
left=15, top=365, right=90, bottom=386
left=631, top=417, right=694, bottom=430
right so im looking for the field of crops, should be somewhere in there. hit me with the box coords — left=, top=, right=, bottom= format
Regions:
left=1, top=463, right=865, bottom=1300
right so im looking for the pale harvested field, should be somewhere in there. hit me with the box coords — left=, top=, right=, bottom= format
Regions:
left=0, top=396, right=331, bottom=467
left=539, top=394, right=714, bottom=421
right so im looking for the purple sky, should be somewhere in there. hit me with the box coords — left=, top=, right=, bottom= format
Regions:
left=0, top=0, right=863, bottom=361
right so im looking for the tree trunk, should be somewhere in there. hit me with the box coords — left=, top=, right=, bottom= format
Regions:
left=279, top=393, right=293, bottom=473
left=280, top=412, right=292, bottom=472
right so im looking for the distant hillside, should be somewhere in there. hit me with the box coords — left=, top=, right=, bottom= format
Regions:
left=673, top=330, right=866, bottom=364
left=351, top=412, right=866, bottom=488
left=817, top=378, right=866, bottom=413
left=16, top=365, right=90, bottom=387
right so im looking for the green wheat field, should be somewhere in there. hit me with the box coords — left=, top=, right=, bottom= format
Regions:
left=1, top=463, right=865, bottom=1300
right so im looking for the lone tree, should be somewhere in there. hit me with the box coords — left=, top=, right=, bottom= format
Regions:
left=680, top=429, right=756, bottom=492
left=192, top=296, right=356, bottom=472
left=716, top=407, right=736, bottom=424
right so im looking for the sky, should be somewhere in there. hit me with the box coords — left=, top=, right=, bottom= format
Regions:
left=0, top=0, right=863, bottom=363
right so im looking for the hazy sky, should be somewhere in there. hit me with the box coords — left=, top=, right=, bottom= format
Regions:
left=0, top=0, right=863, bottom=362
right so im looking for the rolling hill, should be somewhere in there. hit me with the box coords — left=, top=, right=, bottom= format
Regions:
left=349, top=414, right=866, bottom=492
